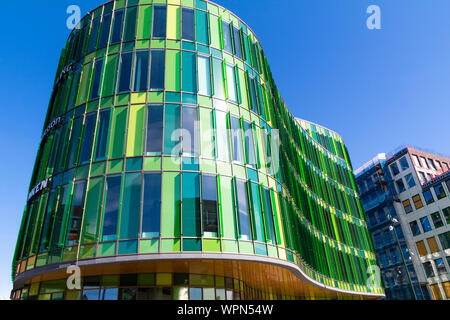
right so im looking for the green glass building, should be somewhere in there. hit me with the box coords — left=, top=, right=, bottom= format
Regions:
left=11, top=0, right=384, bottom=300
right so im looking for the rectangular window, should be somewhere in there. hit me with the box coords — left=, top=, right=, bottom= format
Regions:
left=182, top=106, right=199, bottom=156
left=402, top=199, right=413, bottom=214
left=443, top=207, right=450, bottom=224
left=94, top=109, right=111, bottom=161
left=226, top=65, right=237, bottom=103
left=161, top=172, right=181, bottom=237
left=438, top=231, right=450, bottom=250
left=101, top=175, right=122, bottom=241
left=235, top=179, right=251, bottom=240
left=405, top=173, right=416, bottom=188
left=153, top=6, right=167, bottom=38
left=248, top=75, right=259, bottom=113
left=420, top=216, right=432, bottom=233
left=243, top=121, right=256, bottom=168
left=98, top=13, right=112, bottom=49
left=423, top=261, right=435, bottom=278
left=412, top=154, right=421, bottom=167
left=150, top=50, right=165, bottom=90
left=416, top=241, right=428, bottom=256
left=66, top=180, right=87, bottom=245
left=222, top=21, right=233, bottom=54
left=230, top=116, right=244, bottom=163
left=412, top=194, right=423, bottom=210
left=249, top=183, right=265, bottom=242
left=164, top=104, right=181, bottom=155
left=111, top=10, right=124, bottom=44
left=420, top=156, right=429, bottom=169
left=120, top=173, right=142, bottom=240
left=418, top=171, right=426, bottom=184
left=232, top=27, right=243, bottom=59
left=446, top=179, right=450, bottom=194
left=88, top=18, right=100, bottom=52
left=182, top=8, right=195, bottom=41
left=146, top=104, right=164, bottom=155
left=409, top=220, right=421, bottom=236
left=427, top=237, right=440, bottom=253
left=118, top=52, right=133, bottom=93
left=182, top=51, right=197, bottom=93
left=423, top=189, right=435, bottom=204
left=142, top=173, right=162, bottom=238
left=182, top=173, right=201, bottom=237
left=198, top=55, right=211, bottom=96
left=399, top=157, right=409, bottom=171
left=435, top=258, right=447, bottom=276
left=123, top=6, right=138, bottom=42
left=90, top=58, right=104, bottom=100
left=110, top=107, right=127, bottom=158
left=396, top=179, right=406, bottom=193
left=133, top=50, right=149, bottom=92
left=215, top=111, right=229, bottom=162
left=195, top=10, right=209, bottom=45
left=431, top=212, right=444, bottom=229
left=212, top=58, right=225, bottom=99
left=202, top=175, right=219, bottom=237
left=81, top=177, right=104, bottom=244
left=434, top=184, right=446, bottom=200
left=428, top=159, right=437, bottom=170
left=79, top=113, right=97, bottom=164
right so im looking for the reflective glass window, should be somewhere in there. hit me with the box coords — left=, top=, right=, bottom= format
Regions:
left=101, top=175, right=122, bottom=241
left=420, top=216, right=432, bottom=233
left=123, top=6, right=137, bottom=42
left=198, top=55, right=212, bottom=96
left=90, top=58, right=103, bottom=100
left=118, top=52, right=133, bottom=93
left=216, top=111, right=229, bottom=162
left=182, top=51, right=197, bottom=93
left=222, top=21, right=232, bottom=54
left=150, top=50, right=165, bottom=90
left=182, top=8, right=195, bottom=41
left=111, top=10, right=124, bottom=44
left=153, top=6, right=167, bottom=38
left=212, top=58, right=224, bottom=99
left=182, top=106, right=199, bottom=156
left=164, top=104, right=181, bottom=155
left=226, top=65, right=237, bottom=103
left=120, top=173, right=142, bottom=240
left=230, top=116, right=244, bottom=163
left=94, top=109, right=111, bottom=161
left=142, top=173, right=162, bottom=238
left=98, top=13, right=112, bottom=48
left=235, top=180, right=251, bottom=240
left=66, top=180, right=86, bottom=245
left=133, top=50, right=149, bottom=92
left=202, top=175, right=219, bottom=237
left=79, top=113, right=97, bottom=164
left=434, top=184, right=446, bottom=200
left=232, top=27, right=243, bottom=59
left=243, top=121, right=256, bottom=168
left=195, top=10, right=208, bottom=45
left=146, top=104, right=164, bottom=155
left=182, top=173, right=201, bottom=237
left=88, top=18, right=100, bottom=52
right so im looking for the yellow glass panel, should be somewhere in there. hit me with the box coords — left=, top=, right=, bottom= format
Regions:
left=126, top=105, right=145, bottom=157
left=430, top=284, right=443, bottom=300
left=426, top=237, right=439, bottom=253
left=167, top=5, right=181, bottom=40
left=416, top=241, right=428, bottom=256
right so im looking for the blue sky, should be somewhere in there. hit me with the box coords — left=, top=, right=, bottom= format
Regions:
left=0, top=0, right=449, bottom=298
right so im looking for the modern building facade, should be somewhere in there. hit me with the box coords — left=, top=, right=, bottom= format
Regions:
left=11, top=0, right=383, bottom=300
left=356, top=146, right=450, bottom=300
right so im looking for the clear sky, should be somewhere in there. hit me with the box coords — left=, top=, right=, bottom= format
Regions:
left=0, top=0, right=449, bottom=298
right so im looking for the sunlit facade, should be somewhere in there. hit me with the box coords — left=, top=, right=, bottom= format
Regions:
left=11, top=0, right=383, bottom=300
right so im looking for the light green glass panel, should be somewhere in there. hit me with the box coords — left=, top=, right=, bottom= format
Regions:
left=165, top=50, right=181, bottom=91
left=76, top=62, right=93, bottom=106
left=218, top=176, right=236, bottom=239
left=161, top=172, right=181, bottom=237
left=161, top=239, right=181, bottom=252
left=214, top=111, right=229, bottom=162
left=237, top=68, right=248, bottom=109
left=212, top=58, right=225, bottom=99
left=137, top=5, right=152, bottom=40
left=109, top=107, right=127, bottom=159
left=199, top=108, right=215, bottom=159
left=208, top=13, right=220, bottom=49
left=126, top=104, right=145, bottom=157
left=81, top=177, right=104, bottom=244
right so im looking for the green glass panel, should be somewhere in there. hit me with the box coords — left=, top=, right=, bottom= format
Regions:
left=126, top=105, right=145, bottom=157
left=165, top=50, right=181, bottom=91
left=81, top=177, right=104, bottom=244
left=212, top=58, right=224, bottom=99
left=249, top=183, right=265, bottom=242
left=137, top=5, right=153, bottom=39
left=218, top=176, right=236, bottom=239
left=199, top=108, right=215, bottom=159
left=123, top=6, right=138, bottom=42
left=208, top=14, right=220, bottom=49
left=109, top=107, right=127, bottom=159
left=161, top=172, right=181, bottom=237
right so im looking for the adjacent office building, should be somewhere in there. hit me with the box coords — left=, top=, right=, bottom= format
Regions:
left=11, top=0, right=383, bottom=300
left=356, top=146, right=450, bottom=300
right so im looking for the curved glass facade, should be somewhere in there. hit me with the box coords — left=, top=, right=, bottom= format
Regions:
left=12, top=0, right=384, bottom=300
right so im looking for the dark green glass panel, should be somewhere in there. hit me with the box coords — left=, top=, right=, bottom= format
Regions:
left=182, top=173, right=201, bottom=237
